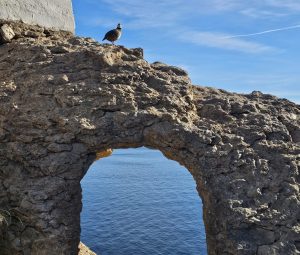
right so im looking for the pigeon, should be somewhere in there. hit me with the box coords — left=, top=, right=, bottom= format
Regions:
left=102, top=23, right=122, bottom=45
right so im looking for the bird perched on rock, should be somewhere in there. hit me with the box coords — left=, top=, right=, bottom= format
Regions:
left=102, top=23, right=122, bottom=45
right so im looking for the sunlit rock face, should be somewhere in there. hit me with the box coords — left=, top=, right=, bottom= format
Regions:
left=78, top=242, right=96, bottom=255
left=0, top=0, right=75, bottom=33
left=95, top=149, right=113, bottom=161
left=0, top=21, right=299, bottom=255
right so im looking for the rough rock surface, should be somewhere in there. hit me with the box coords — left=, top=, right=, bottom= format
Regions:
left=78, top=242, right=96, bottom=255
left=0, top=24, right=15, bottom=43
left=0, top=0, right=75, bottom=33
left=0, top=22, right=299, bottom=255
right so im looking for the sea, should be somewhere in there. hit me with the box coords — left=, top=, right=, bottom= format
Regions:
left=80, top=147, right=207, bottom=255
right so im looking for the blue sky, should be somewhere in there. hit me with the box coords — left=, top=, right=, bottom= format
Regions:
left=72, top=0, right=300, bottom=103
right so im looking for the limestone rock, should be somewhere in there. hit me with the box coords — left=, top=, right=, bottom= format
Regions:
left=0, top=24, right=15, bottom=42
left=0, top=21, right=299, bottom=255
left=78, top=242, right=96, bottom=255
left=95, top=149, right=113, bottom=161
left=0, top=0, right=75, bottom=33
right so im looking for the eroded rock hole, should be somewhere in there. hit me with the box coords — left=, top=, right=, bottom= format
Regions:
left=80, top=147, right=207, bottom=254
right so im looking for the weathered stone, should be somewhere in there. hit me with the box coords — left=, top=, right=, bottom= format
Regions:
left=79, top=242, right=96, bottom=255
left=152, top=62, right=189, bottom=76
left=257, top=245, right=278, bottom=255
left=0, top=0, right=74, bottom=33
left=47, top=143, right=72, bottom=153
left=0, top=24, right=15, bottom=42
left=0, top=22, right=299, bottom=255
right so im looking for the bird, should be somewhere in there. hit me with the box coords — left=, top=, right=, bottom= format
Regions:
left=102, top=23, right=122, bottom=45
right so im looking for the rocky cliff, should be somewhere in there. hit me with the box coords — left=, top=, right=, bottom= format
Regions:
left=0, top=21, right=299, bottom=255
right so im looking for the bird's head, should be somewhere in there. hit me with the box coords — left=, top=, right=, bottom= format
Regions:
left=117, top=23, right=122, bottom=29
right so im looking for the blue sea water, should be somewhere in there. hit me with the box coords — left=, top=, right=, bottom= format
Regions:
left=80, top=147, right=207, bottom=255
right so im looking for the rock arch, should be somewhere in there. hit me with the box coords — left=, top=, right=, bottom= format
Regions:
left=82, top=147, right=206, bottom=254
left=0, top=22, right=299, bottom=255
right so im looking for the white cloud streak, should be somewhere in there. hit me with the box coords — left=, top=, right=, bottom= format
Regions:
left=178, top=31, right=274, bottom=53
left=100, top=0, right=300, bottom=19
left=224, top=24, right=300, bottom=38
left=239, top=8, right=287, bottom=19
left=265, top=0, right=300, bottom=11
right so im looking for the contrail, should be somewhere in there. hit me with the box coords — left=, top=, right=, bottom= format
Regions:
left=224, top=24, right=300, bottom=39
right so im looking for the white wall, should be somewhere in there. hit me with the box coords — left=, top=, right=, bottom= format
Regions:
left=0, top=0, right=75, bottom=33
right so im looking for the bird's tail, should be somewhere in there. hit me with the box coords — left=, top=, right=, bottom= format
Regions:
left=102, top=37, right=106, bottom=41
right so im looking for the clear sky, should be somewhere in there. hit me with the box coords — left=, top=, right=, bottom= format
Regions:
left=72, top=0, right=300, bottom=103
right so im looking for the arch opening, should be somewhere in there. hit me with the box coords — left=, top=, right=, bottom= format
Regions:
left=80, top=147, right=207, bottom=254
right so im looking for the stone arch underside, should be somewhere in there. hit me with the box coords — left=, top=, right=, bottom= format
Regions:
left=0, top=22, right=299, bottom=255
